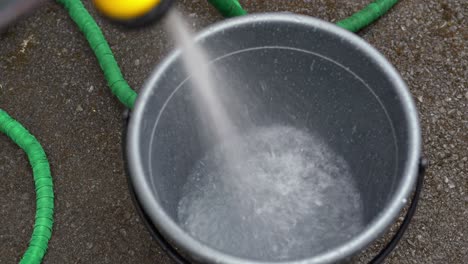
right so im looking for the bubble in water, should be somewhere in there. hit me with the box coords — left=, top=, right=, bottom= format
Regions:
left=178, top=125, right=364, bottom=261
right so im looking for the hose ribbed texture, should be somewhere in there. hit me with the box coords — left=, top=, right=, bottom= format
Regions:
left=56, top=0, right=138, bottom=109
left=0, top=110, right=54, bottom=264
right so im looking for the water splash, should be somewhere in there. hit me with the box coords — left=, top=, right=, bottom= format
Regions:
left=178, top=125, right=364, bottom=260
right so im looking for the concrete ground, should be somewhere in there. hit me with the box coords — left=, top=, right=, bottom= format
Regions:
left=0, top=0, right=466, bottom=263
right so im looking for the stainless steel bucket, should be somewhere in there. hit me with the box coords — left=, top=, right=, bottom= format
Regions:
left=127, top=13, right=422, bottom=264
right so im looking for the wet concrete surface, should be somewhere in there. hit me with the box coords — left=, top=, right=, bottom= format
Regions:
left=0, top=0, right=466, bottom=263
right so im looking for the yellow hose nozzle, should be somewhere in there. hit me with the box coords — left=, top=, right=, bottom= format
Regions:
left=93, top=0, right=173, bottom=26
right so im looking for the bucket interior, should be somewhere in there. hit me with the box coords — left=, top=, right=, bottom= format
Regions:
left=131, top=17, right=414, bottom=261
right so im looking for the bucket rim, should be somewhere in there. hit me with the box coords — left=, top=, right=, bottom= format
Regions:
left=127, top=13, right=421, bottom=264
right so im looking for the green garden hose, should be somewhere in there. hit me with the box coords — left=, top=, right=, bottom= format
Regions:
left=0, top=110, right=54, bottom=264
left=57, top=0, right=138, bottom=109
left=210, top=0, right=399, bottom=33
left=207, top=0, right=247, bottom=17
left=336, top=0, right=399, bottom=32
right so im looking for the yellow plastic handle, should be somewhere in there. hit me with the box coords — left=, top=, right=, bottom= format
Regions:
left=93, top=0, right=161, bottom=20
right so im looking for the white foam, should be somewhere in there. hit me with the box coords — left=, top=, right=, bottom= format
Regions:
left=178, top=125, right=364, bottom=261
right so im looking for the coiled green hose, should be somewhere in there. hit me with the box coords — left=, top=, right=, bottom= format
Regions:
left=0, top=110, right=54, bottom=264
